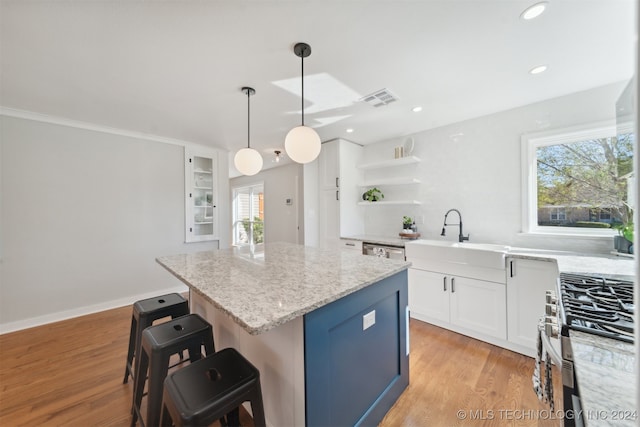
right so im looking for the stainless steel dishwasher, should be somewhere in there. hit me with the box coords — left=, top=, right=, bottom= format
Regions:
left=362, top=242, right=405, bottom=260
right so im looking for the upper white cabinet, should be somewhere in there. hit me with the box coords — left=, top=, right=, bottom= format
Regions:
left=185, top=148, right=218, bottom=242
left=506, top=257, right=559, bottom=353
left=318, top=139, right=363, bottom=246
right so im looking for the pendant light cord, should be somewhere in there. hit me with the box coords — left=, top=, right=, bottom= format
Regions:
left=247, top=89, right=251, bottom=148
left=301, top=49, right=305, bottom=127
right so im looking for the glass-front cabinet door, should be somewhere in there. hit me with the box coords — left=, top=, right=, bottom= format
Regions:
left=185, top=149, right=218, bottom=242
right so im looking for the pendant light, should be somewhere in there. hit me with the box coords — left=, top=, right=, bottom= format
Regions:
left=284, top=42, right=321, bottom=164
left=234, top=87, right=263, bottom=176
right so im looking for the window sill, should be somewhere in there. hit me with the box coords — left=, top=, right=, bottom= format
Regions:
left=518, top=231, right=615, bottom=241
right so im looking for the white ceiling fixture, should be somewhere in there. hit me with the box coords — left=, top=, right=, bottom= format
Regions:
left=521, top=1, right=548, bottom=20
left=274, top=150, right=281, bottom=162
left=346, top=128, right=354, bottom=133
left=234, top=87, right=263, bottom=176
left=284, top=42, right=321, bottom=164
left=529, top=65, right=548, bottom=75
left=361, top=88, right=399, bottom=107
left=412, top=106, right=423, bottom=113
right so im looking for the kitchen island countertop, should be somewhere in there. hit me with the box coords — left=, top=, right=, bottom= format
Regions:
left=156, top=241, right=410, bottom=335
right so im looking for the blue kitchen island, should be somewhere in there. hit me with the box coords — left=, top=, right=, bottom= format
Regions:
left=157, top=242, right=410, bottom=427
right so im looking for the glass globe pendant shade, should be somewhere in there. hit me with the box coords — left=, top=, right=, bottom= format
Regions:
left=284, top=125, right=321, bottom=164
left=234, top=147, right=263, bottom=176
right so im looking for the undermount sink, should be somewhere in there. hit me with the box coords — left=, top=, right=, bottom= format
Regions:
left=405, top=239, right=509, bottom=270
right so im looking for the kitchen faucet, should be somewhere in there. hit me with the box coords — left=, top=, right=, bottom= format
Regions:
left=440, top=208, right=469, bottom=242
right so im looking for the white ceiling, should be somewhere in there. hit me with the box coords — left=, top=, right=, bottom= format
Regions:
left=1, top=0, right=635, bottom=174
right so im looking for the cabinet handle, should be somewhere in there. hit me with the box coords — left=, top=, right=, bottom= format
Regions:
left=443, top=276, right=447, bottom=292
left=336, top=177, right=340, bottom=188
left=451, top=277, right=455, bottom=293
left=336, top=190, right=339, bottom=201
left=510, top=260, right=514, bottom=278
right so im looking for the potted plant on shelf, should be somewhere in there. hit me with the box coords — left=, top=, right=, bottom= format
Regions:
left=403, top=216, right=413, bottom=231
left=362, top=187, right=384, bottom=202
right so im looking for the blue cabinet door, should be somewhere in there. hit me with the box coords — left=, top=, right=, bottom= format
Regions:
left=304, top=270, right=409, bottom=426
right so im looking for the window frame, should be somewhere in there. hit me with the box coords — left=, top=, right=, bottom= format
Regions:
left=521, top=120, right=631, bottom=237
left=232, top=182, right=264, bottom=246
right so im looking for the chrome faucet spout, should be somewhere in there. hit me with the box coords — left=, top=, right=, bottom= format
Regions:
left=442, top=208, right=470, bottom=242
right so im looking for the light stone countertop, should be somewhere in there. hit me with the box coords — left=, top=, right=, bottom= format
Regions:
left=569, top=331, right=637, bottom=427
left=157, top=242, right=411, bottom=335
left=342, top=234, right=409, bottom=247
left=506, top=249, right=635, bottom=280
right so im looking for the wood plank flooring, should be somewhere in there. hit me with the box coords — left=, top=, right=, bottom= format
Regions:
left=0, top=307, right=560, bottom=426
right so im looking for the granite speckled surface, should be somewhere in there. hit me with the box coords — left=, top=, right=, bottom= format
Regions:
left=507, top=249, right=635, bottom=281
left=157, top=242, right=410, bottom=335
left=342, top=234, right=408, bottom=247
left=570, top=331, right=637, bottom=427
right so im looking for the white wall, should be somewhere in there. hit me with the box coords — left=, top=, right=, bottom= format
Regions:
left=0, top=114, right=229, bottom=332
left=230, top=162, right=304, bottom=245
left=361, top=82, right=628, bottom=254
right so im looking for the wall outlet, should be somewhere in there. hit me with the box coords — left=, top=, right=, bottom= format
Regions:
left=363, top=310, right=376, bottom=331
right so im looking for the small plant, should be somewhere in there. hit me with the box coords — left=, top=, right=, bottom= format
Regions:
left=403, top=216, right=413, bottom=226
left=614, top=222, right=634, bottom=243
left=363, top=187, right=384, bottom=202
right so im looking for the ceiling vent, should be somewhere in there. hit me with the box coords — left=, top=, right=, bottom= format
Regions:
left=361, top=88, right=399, bottom=107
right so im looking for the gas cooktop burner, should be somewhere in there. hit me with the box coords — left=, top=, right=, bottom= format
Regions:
left=559, top=273, right=635, bottom=343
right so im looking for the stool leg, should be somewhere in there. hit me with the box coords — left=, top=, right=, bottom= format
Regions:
left=250, top=380, right=266, bottom=427
left=123, top=315, right=137, bottom=384
left=160, top=402, right=173, bottom=427
left=131, top=349, right=149, bottom=427
left=146, top=353, right=171, bottom=427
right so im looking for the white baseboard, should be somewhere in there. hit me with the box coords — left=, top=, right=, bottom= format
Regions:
left=0, top=285, right=189, bottom=335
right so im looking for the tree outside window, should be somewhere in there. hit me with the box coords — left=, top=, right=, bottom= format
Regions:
left=535, top=132, right=634, bottom=230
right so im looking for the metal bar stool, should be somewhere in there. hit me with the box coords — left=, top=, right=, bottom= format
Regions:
left=123, top=293, right=189, bottom=385
left=131, top=313, right=215, bottom=427
left=160, top=347, right=266, bottom=427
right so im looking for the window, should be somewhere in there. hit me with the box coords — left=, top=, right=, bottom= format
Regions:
left=522, top=122, right=634, bottom=235
left=549, top=208, right=566, bottom=222
left=232, top=183, right=264, bottom=246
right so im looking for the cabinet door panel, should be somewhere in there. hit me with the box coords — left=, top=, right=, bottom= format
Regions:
left=506, top=258, right=558, bottom=349
left=408, top=269, right=449, bottom=323
left=319, top=140, right=339, bottom=189
left=450, top=276, right=506, bottom=339
left=319, top=189, right=340, bottom=244
left=185, top=149, right=218, bottom=242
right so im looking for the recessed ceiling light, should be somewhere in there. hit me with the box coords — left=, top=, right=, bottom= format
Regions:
left=521, top=2, right=548, bottom=20
left=412, top=106, right=423, bottom=113
left=346, top=128, right=354, bottom=133
left=529, top=65, right=548, bottom=75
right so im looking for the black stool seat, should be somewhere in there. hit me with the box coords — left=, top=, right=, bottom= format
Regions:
left=131, top=313, right=215, bottom=427
left=123, top=293, right=189, bottom=384
left=160, top=347, right=266, bottom=427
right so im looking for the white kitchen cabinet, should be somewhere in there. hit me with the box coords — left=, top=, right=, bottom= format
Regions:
left=408, top=269, right=449, bottom=323
left=185, top=148, right=218, bottom=242
left=409, top=268, right=507, bottom=340
left=506, top=257, right=559, bottom=352
left=318, top=139, right=363, bottom=246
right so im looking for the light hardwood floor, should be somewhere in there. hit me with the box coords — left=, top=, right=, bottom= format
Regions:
left=0, top=306, right=560, bottom=426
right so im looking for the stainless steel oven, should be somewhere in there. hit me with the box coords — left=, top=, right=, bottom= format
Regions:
left=537, top=273, right=634, bottom=427
left=362, top=242, right=405, bottom=260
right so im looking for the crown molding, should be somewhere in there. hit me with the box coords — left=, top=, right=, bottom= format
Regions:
left=0, top=106, right=220, bottom=152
